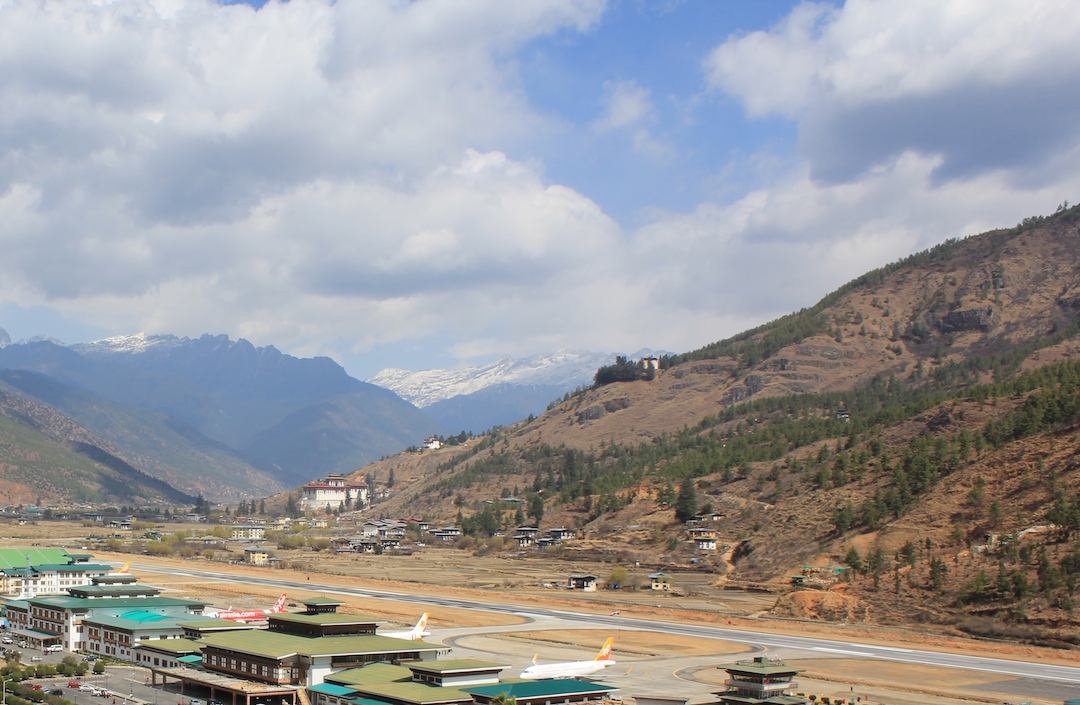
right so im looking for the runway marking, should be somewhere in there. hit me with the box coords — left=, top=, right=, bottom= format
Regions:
left=810, top=647, right=875, bottom=657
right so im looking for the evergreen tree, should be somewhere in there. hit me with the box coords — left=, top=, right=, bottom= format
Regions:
left=527, top=494, right=544, bottom=525
left=674, top=478, right=698, bottom=523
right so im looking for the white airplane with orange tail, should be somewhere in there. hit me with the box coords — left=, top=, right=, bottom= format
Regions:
left=206, top=594, right=287, bottom=622
left=381, top=613, right=430, bottom=640
left=519, top=637, right=616, bottom=680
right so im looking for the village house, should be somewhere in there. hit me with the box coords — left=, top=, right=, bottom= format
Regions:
left=567, top=574, right=598, bottom=592
left=648, top=572, right=673, bottom=591
left=244, top=546, right=271, bottom=566
left=688, top=527, right=718, bottom=551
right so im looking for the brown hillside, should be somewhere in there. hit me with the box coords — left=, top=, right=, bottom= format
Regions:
left=322, top=207, right=1080, bottom=640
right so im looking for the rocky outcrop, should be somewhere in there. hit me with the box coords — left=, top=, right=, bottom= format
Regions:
left=935, top=306, right=995, bottom=333
left=1057, top=295, right=1080, bottom=311
left=602, top=397, right=633, bottom=413
left=577, top=397, right=633, bottom=423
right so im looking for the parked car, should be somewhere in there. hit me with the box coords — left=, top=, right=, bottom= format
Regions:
left=45, top=644, right=63, bottom=653
left=49, top=690, right=64, bottom=696
left=79, top=685, right=96, bottom=692
left=30, top=685, right=43, bottom=691
left=68, top=681, right=82, bottom=689
left=31, top=656, right=42, bottom=662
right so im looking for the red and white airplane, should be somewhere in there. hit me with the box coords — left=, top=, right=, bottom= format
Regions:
left=206, top=594, right=287, bottom=622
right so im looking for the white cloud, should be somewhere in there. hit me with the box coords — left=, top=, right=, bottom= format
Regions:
left=3, top=0, right=1080, bottom=380
left=592, top=79, right=654, bottom=132
left=704, top=0, right=1080, bottom=182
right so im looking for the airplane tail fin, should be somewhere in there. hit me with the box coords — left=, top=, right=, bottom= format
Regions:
left=532, top=653, right=539, bottom=666
left=118, top=562, right=131, bottom=574
left=595, top=637, right=615, bottom=661
left=412, top=613, right=429, bottom=637
left=271, top=593, right=288, bottom=613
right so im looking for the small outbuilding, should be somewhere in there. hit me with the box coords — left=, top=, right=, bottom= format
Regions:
left=648, top=572, right=673, bottom=591
left=567, top=574, right=598, bottom=591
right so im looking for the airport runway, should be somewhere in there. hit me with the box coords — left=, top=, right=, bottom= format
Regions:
left=135, top=562, right=1080, bottom=690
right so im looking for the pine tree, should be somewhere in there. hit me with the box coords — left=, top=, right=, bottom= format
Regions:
left=675, top=478, right=697, bottom=523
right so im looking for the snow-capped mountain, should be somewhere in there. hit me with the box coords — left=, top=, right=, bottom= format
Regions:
left=369, top=350, right=666, bottom=433
left=72, top=332, right=189, bottom=356
left=369, top=350, right=616, bottom=408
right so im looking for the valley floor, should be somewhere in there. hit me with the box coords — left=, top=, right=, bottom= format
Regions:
left=7, top=521, right=1078, bottom=704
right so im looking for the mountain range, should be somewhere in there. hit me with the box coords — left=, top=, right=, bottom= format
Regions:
left=369, top=349, right=664, bottom=433
left=0, top=333, right=441, bottom=501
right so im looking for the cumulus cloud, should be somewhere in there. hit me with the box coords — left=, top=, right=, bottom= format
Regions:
left=704, top=0, right=1080, bottom=182
left=593, top=79, right=654, bottom=132
left=3, top=0, right=1080, bottom=378
left=0, top=0, right=617, bottom=358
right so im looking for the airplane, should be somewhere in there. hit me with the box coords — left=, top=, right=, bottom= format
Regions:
left=115, top=562, right=131, bottom=574
left=519, top=637, right=616, bottom=680
left=382, top=613, right=430, bottom=640
left=206, top=593, right=287, bottom=622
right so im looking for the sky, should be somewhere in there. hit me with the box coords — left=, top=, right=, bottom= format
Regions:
left=1, top=0, right=1079, bottom=379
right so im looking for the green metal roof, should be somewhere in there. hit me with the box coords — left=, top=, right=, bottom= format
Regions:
left=177, top=655, right=203, bottom=664
left=309, top=684, right=358, bottom=697
left=466, top=681, right=617, bottom=699
left=26, top=596, right=204, bottom=610
left=133, top=639, right=203, bottom=655
left=199, top=631, right=438, bottom=660
left=84, top=615, right=185, bottom=631
left=300, top=597, right=344, bottom=605
left=347, top=682, right=470, bottom=705
left=325, top=664, right=413, bottom=686
left=34, top=563, right=113, bottom=572
left=272, top=612, right=380, bottom=626
left=722, top=661, right=802, bottom=677
left=407, top=660, right=507, bottom=674
left=0, top=548, right=72, bottom=570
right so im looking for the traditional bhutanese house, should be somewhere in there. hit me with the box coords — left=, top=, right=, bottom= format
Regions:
left=244, top=546, right=270, bottom=566
left=567, top=574, right=598, bottom=591
left=688, top=528, right=718, bottom=551
left=648, top=573, right=673, bottom=591
left=466, top=680, right=618, bottom=705
left=546, top=528, right=575, bottom=541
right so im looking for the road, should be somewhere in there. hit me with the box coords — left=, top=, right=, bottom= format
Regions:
left=140, top=563, right=1080, bottom=687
